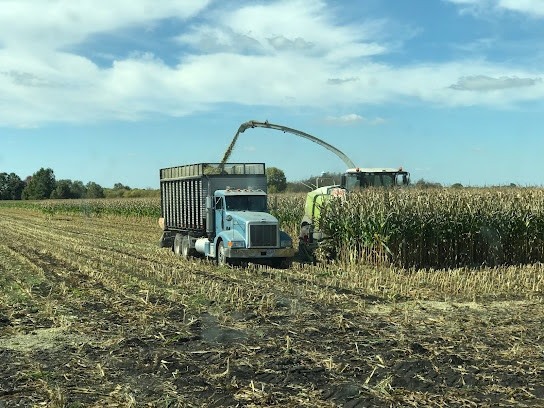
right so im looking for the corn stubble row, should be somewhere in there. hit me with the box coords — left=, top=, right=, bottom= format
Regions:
left=319, top=188, right=544, bottom=268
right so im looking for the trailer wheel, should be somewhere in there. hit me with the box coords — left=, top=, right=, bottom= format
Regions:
left=216, top=241, right=228, bottom=266
left=181, top=236, right=196, bottom=258
left=173, top=233, right=183, bottom=256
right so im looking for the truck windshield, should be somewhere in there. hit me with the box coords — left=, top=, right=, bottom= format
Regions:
left=225, top=195, right=267, bottom=212
left=345, top=173, right=397, bottom=189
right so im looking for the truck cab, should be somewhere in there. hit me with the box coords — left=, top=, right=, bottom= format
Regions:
left=208, top=189, right=294, bottom=266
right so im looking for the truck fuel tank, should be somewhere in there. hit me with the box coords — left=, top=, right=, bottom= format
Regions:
left=195, top=237, right=212, bottom=256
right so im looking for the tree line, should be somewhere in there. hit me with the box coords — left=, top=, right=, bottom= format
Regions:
left=0, top=168, right=159, bottom=200
left=1, top=166, right=461, bottom=201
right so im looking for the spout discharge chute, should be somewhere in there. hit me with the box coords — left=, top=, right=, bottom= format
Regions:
left=220, top=120, right=356, bottom=169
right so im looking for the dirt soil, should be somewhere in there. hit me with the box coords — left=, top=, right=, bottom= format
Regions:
left=0, top=208, right=543, bottom=407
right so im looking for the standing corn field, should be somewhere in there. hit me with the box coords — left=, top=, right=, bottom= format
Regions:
left=268, top=193, right=306, bottom=241
left=318, top=188, right=544, bottom=268
left=0, top=198, right=162, bottom=218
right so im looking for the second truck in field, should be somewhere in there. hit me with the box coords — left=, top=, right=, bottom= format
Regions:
left=158, top=162, right=295, bottom=267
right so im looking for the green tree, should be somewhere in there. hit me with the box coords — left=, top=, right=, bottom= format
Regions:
left=50, top=179, right=74, bottom=199
left=266, top=167, right=287, bottom=193
left=414, top=178, right=442, bottom=189
left=0, top=173, right=7, bottom=199
left=85, top=181, right=105, bottom=198
left=113, top=182, right=131, bottom=191
left=0, top=172, right=26, bottom=200
left=8, top=173, right=26, bottom=200
left=22, top=168, right=56, bottom=200
left=71, top=180, right=87, bottom=198
left=105, top=182, right=132, bottom=198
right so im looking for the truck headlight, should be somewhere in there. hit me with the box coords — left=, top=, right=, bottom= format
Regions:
left=228, top=241, right=245, bottom=248
left=280, top=239, right=293, bottom=248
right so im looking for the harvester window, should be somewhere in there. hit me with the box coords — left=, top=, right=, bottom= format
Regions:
left=345, top=175, right=359, bottom=190
left=359, top=174, right=395, bottom=187
left=380, top=175, right=395, bottom=187
left=346, top=173, right=398, bottom=189
left=397, top=173, right=409, bottom=186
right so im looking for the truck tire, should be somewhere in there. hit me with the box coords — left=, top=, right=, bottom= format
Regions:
left=173, top=233, right=183, bottom=256
left=216, top=241, right=228, bottom=266
left=181, top=235, right=197, bottom=258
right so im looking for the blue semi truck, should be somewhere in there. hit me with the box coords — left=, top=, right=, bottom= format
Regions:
left=158, top=162, right=295, bottom=267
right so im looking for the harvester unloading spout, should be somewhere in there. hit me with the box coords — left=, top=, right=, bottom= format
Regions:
left=220, top=120, right=356, bottom=169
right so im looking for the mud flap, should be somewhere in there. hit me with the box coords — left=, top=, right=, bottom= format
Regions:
left=158, top=231, right=176, bottom=248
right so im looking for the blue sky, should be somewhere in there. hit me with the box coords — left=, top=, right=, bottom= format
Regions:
left=1, top=0, right=543, bottom=188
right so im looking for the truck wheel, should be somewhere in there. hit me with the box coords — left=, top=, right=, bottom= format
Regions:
left=271, top=257, right=291, bottom=269
left=173, top=233, right=183, bottom=256
left=181, top=236, right=196, bottom=258
left=216, top=241, right=228, bottom=266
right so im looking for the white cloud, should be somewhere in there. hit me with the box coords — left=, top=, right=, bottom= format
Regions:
left=0, top=0, right=543, bottom=128
left=498, top=0, right=544, bottom=17
left=446, top=0, right=544, bottom=17
left=443, top=0, right=493, bottom=16
left=325, top=114, right=365, bottom=124
left=324, top=114, right=386, bottom=126
left=0, top=0, right=211, bottom=49
left=176, top=26, right=263, bottom=54
left=177, top=0, right=387, bottom=60
left=450, top=75, right=541, bottom=91
left=267, top=36, right=314, bottom=52
left=328, top=77, right=359, bottom=85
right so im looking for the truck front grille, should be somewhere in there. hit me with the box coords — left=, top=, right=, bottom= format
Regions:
left=249, top=224, right=277, bottom=247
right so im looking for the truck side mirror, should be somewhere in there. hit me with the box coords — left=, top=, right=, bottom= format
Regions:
left=206, top=196, right=213, bottom=209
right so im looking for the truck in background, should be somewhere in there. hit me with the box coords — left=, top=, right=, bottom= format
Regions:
left=158, top=162, right=295, bottom=267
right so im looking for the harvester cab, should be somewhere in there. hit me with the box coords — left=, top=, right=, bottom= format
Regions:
left=342, top=167, right=410, bottom=189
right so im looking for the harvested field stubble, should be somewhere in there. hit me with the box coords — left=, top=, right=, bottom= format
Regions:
left=0, top=206, right=543, bottom=407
